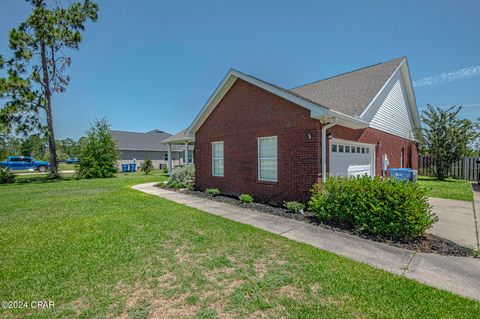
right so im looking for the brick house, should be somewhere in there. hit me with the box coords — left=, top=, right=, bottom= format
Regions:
left=180, top=57, right=420, bottom=204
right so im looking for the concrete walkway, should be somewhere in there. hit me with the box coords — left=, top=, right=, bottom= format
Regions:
left=429, top=197, right=479, bottom=249
left=132, top=182, right=480, bottom=301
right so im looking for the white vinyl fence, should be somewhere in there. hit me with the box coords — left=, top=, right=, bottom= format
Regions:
left=419, top=156, right=480, bottom=181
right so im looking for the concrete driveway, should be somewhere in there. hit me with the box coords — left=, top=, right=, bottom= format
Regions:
left=429, top=185, right=480, bottom=250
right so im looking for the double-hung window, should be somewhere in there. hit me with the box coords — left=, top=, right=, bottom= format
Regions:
left=212, top=141, right=224, bottom=176
left=258, top=136, right=277, bottom=182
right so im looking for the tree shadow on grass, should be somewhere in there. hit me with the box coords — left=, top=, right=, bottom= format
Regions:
left=4, top=175, right=77, bottom=185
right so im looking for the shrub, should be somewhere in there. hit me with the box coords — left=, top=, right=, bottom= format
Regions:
left=206, top=188, right=220, bottom=197
left=169, top=165, right=195, bottom=189
left=239, top=194, right=253, bottom=204
left=170, top=165, right=194, bottom=183
left=0, top=167, right=15, bottom=184
left=308, top=176, right=436, bottom=241
left=76, top=118, right=118, bottom=179
left=140, top=159, right=154, bottom=175
left=166, top=180, right=188, bottom=189
left=284, top=201, right=305, bottom=214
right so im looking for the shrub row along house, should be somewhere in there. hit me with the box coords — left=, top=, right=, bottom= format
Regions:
left=111, top=129, right=193, bottom=170
left=165, top=57, right=420, bottom=204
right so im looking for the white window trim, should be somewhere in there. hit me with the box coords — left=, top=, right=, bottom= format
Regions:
left=211, top=141, right=224, bottom=177
left=257, top=136, right=278, bottom=182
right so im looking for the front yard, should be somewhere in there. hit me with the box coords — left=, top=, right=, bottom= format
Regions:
left=0, top=173, right=479, bottom=318
left=418, top=176, right=474, bottom=201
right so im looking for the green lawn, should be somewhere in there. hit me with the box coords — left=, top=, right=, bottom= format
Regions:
left=418, top=176, right=474, bottom=201
left=0, top=173, right=478, bottom=318
left=58, top=163, right=77, bottom=171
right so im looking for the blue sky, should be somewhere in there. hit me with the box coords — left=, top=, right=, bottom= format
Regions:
left=1, top=0, right=479, bottom=139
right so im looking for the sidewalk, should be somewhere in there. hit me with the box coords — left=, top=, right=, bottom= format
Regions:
left=132, top=182, right=480, bottom=301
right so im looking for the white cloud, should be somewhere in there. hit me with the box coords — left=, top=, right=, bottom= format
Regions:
left=413, top=64, right=480, bottom=88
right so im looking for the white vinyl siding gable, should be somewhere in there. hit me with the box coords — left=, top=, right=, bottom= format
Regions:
left=211, top=141, right=224, bottom=176
left=362, top=70, right=414, bottom=140
left=258, top=136, right=277, bottom=182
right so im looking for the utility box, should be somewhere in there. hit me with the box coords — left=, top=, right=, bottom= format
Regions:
left=388, top=168, right=417, bottom=182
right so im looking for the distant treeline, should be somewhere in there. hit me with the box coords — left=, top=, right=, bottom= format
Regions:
left=0, top=133, right=84, bottom=161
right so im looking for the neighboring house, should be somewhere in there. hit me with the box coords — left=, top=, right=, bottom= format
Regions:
left=111, top=129, right=192, bottom=169
left=181, top=57, right=421, bottom=203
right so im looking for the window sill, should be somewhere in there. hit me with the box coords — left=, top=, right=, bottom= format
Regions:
left=256, top=179, right=278, bottom=185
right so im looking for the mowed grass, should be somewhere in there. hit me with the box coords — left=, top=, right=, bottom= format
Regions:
left=418, top=176, right=473, bottom=201
left=58, top=163, right=77, bottom=171
left=0, top=174, right=479, bottom=318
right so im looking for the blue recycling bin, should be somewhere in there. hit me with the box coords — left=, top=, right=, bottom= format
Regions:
left=388, top=168, right=414, bottom=181
left=121, top=164, right=129, bottom=173
left=129, top=163, right=136, bottom=172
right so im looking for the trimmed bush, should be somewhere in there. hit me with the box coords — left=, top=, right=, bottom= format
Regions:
left=205, top=188, right=220, bottom=197
left=166, top=180, right=188, bottom=189
left=0, top=167, right=15, bottom=184
left=239, top=194, right=253, bottom=204
left=140, top=159, right=153, bottom=175
left=284, top=201, right=305, bottom=214
left=309, top=177, right=436, bottom=241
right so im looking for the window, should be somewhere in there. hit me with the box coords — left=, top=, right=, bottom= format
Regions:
left=212, top=141, right=224, bottom=176
left=357, top=147, right=361, bottom=153
left=345, top=146, right=350, bottom=153
left=22, top=158, right=32, bottom=163
left=331, top=144, right=337, bottom=152
left=361, top=147, right=365, bottom=154
left=164, top=153, right=168, bottom=161
left=339, top=145, right=344, bottom=153
left=366, top=148, right=369, bottom=154
left=258, top=136, right=277, bottom=181
left=351, top=146, right=356, bottom=153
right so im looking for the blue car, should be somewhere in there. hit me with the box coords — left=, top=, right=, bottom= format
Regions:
left=0, top=156, right=50, bottom=172
left=65, top=158, right=79, bottom=164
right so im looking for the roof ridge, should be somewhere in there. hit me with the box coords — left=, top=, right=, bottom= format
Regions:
left=111, top=129, right=171, bottom=135
left=290, top=56, right=405, bottom=90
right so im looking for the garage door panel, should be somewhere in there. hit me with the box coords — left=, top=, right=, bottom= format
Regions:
left=330, top=140, right=374, bottom=177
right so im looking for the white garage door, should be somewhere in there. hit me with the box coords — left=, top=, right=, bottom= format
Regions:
left=329, top=139, right=375, bottom=177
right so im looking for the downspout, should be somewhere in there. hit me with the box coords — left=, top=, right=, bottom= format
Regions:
left=321, top=118, right=337, bottom=182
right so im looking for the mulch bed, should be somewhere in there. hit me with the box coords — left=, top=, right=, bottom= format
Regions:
left=156, top=184, right=475, bottom=257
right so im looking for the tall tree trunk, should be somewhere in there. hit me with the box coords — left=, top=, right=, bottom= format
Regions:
left=40, top=41, right=59, bottom=178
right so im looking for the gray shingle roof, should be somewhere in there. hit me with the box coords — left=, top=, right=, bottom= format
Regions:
left=111, top=129, right=184, bottom=151
left=162, top=128, right=194, bottom=144
left=290, top=57, right=405, bottom=117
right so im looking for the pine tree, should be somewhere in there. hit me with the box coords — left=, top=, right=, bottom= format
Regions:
left=0, top=0, right=98, bottom=178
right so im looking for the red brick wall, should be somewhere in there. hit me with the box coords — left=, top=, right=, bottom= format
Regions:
left=194, top=79, right=418, bottom=203
left=194, top=79, right=321, bottom=204
left=328, top=125, right=418, bottom=176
